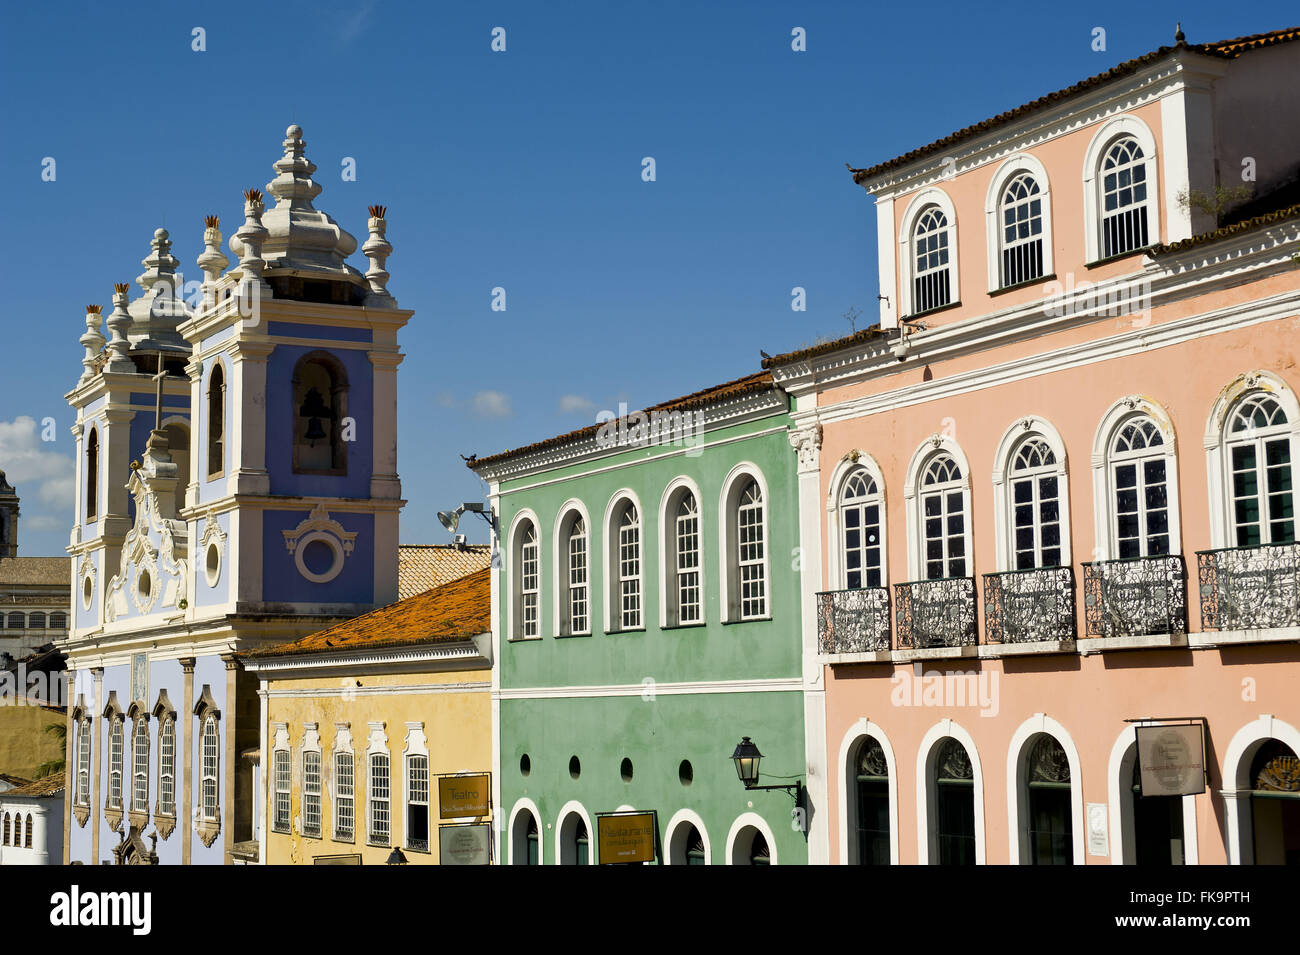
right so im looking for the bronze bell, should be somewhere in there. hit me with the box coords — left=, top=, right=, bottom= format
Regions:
left=299, top=387, right=330, bottom=445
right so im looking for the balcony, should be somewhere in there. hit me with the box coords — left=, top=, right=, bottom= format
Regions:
left=1195, top=543, right=1300, bottom=642
left=981, top=566, right=1075, bottom=655
left=893, top=577, right=977, bottom=657
left=816, top=587, right=892, bottom=660
left=1079, top=555, right=1188, bottom=654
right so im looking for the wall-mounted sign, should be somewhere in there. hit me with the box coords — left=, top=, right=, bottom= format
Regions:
left=597, top=811, right=658, bottom=864
left=1135, top=723, right=1206, bottom=796
left=312, top=853, right=361, bottom=865
left=439, top=823, right=492, bottom=866
left=438, top=774, right=490, bottom=818
left=1086, top=802, right=1109, bottom=857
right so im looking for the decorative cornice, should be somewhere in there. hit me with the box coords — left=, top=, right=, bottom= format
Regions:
left=242, top=638, right=489, bottom=674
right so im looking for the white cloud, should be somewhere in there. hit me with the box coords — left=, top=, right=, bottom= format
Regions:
left=0, top=415, right=74, bottom=536
left=472, top=391, right=513, bottom=418
left=558, top=394, right=596, bottom=415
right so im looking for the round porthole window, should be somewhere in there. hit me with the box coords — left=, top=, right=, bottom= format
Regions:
left=293, top=531, right=345, bottom=584
left=81, top=575, right=93, bottom=611
left=569, top=755, right=581, bottom=780
left=520, top=754, right=531, bottom=777
left=679, top=759, right=693, bottom=786
left=620, top=757, right=634, bottom=782
left=205, top=542, right=221, bottom=587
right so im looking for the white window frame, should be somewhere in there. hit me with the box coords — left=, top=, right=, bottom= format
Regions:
left=827, top=456, right=888, bottom=591
left=1092, top=396, right=1182, bottom=561
left=1082, top=116, right=1160, bottom=263
left=108, top=716, right=124, bottom=810
left=301, top=723, right=322, bottom=838
left=365, top=721, right=390, bottom=847
left=76, top=717, right=91, bottom=807
left=897, top=188, right=959, bottom=319
left=991, top=418, right=1072, bottom=571
left=984, top=154, right=1054, bottom=291
left=402, top=722, right=429, bottom=852
left=270, top=722, right=290, bottom=834
left=157, top=715, right=175, bottom=817
left=552, top=501, right=592, bottom=637
left=602, top=490, right=644, bottom=632
left=659, top=477, right=706, bottom=627
left=1203, top=372, right=1300, bottom=549
left=719, top=464, right=772, bottom=622
left=131, top=716, right=150, bottom=815
left=332, top=723, right=355, bottom=841
left=903, top=435, right=974, bottom=582
left=200, top=714, right=220, bottom=823
left=506, top=510, right=542, bottom=641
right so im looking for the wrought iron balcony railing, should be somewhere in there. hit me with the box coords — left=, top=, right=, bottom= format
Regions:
left=983, top=566, right=1075, bottom=644
left=1196, top=542, right=1300, bottom=632
left=816, top=587, right=892, bottom=654
left=1082, top=554, right=1187, bottom=638
left=894, top=576, right=977, bottom=650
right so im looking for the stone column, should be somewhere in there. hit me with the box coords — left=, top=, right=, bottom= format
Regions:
left=258, top=681, right=268, bottom=865
left=180, top=657, right=195, bottom=866
left=222, top=652, right=239, bottom=865
left=90, top=667, right=103, bottom=864
left=227, top=339, right=273, bottom=497
left=62, top=669, right=74, bottom=864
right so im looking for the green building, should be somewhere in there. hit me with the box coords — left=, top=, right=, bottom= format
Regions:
left=470, top=372, right=817, bottom=864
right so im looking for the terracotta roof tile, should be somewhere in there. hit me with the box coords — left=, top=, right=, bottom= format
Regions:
left=0, top=773, right=32, bottom=789
left=1149, top=201, right=1300, bottom=255
left=761, top=326, right=889, bottom=369
left=3, top=772, right=64, bottom=798
left=468, top=371, right=777, bottom=470
left=0, top=557, right=69, bottom=587
left=245, top=567, right=490, bottom=659
left=848, top=28, right=1300, bottom=186
left=397, top=544, right=491, bottom=599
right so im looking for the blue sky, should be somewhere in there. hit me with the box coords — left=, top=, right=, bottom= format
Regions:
left=0, top=0, right=1294, bottom=555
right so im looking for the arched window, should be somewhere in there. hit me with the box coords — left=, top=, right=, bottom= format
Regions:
left=369, top=752, right=391, bottom=845
left=748, top=830, right=771, bottom=865
left=1025, top=736, right=1073, bottom=865
left=736, top=481, right=766, bottom=619
left=1224, top=394, right=1295, bottom=547
left=303, top=749, right=322, bottom=838
left=560, top=813, right=589, bottom=865
left=24, top=814, right=32, bottom=848
left=1007, top=438, right=1062, bottom=570
left=1248, top=739, right=1300, bottom=865
left=85, top=428, right=99, bottom=522
left=108, top=717, right=124, bottom=810
left=1110, top=416, right=1170, bottom=558
left=292, top=352, right=348, bottom=474
left=1100, top=137, right=1150, bottom=258
left=513, top=520, right=540, bottom=639
left=272, top=749, right=290, bottom=833
left=558, top=511, right=589, bottom=636
left=912, top=206, right=952, bottom=313
left=200, top=715, right=219, bottom=822
left=933, top=737, right=975, bottom=865
left=207, top=363, right=225, bottom=479
left=132, top=717, right=149, bottom=815
left=921, top=455, right=967, bottom=579
left=1131, top=753, right=1185, bottom=864
left=2, top=813, right=8, bottom=845
left=854, top=737, right=891, bottom=865
left=608, top=499, right=643, bottom=631
left=157, top=716, right=175, bottom=817
left=840, top=470, right=884, bottom=589
left=334, top=751, right=355, bottom=840
left=999, top=173, right=1044, bottom=287
left=525, top=813, right=540, bottom=865
left=76, top=718, right=91, bottom=808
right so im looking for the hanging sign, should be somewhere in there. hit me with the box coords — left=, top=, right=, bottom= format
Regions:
left=1135, top=723, right=1206, bottom=796
left=597, top=811, right=658, bottom=864
left=438, top=774, right=491, bottom=818
left=439, top=823, right=492, bottom=865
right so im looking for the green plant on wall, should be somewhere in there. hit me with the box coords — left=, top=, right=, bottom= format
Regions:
left=1175, top=184, right=1254, bottom=224
left=33, top=720, right=65, bottom=778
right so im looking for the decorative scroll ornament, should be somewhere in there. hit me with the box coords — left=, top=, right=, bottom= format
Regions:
left=859, top=738, right=889, bottom=778
left=104, top=455, right=189, bottom=622
left=282, top=504, right=358, bottom=584
left=788, top=423, right=823, bottom=471
left=1029, top=736, right=1072, bottom=784
left=937, top=739, right=973, bottom=780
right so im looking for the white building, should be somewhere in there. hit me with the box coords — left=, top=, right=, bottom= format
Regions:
left=0, top=773, right=64, bottom=865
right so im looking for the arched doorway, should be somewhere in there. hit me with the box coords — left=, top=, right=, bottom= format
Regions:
left=1249, top=740, right=1300, bottom=865
left=1025, top=736, right=1072, bottom=865
left=854, top=737, right=890, bottom=864
left=934, top=737, right=976, bottom=865
left=1131, top=758, right=1185, bottom=865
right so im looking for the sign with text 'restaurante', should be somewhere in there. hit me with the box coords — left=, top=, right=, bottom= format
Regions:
left=597, top=812, right=657, bottom=864
left=1135, top=724, right=1206, bottom=796
left=438, top=775, right=490, bottom=818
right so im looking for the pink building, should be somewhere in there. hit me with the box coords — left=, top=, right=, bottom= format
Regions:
left=769, top=26, right=1300, bottom=865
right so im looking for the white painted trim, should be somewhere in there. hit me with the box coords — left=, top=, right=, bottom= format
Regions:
left=1004, top=714, right=1085, bottom=865
left=903, top=435, right=974, bottom=581
left=657, top=475, right=706, bottom=628
left=602, top=488, right=644, bottom=633
left=724, top=811, right=779, bottom=865
left=835, top=719, right=900, bottom=865
left=1081, top=114, right=1161, bottom=262
left=1202, top=370, right=1300, bottom=549
left=506, top=797, right=543, bottom=865
left=825, top=452, right=889, bottom=591
left=1090, top=396, right=1182, bottom=559
left=984, top=153, right=1055, bottom=291
left=664, top=807, right=712, bottom=865
left=498, top=676, right=802, bottom=700
left=718, top=462, right=771, bottom=623
left=915, top=719, right=986, bottom=864
left=990, top=416, right=1072, bottom=570
left=554, top=800, right=596, bottom=865
left=551, top=499, right=592, bottom=637
left=1220, top=714, right=1300, bottom=865
left=897, top=187, right=960, bottom=319
left=875, top=197, right=898, bottom=329
left=266, top=681, right=491, bottom=699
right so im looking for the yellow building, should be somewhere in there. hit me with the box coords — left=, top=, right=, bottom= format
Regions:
left=243, top=567, right=492, bottom=865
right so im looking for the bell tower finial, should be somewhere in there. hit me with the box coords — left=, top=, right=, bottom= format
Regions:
left=104, top=283, right=135, bottom=373
left=197, top=215, right=230, bottom=306
left=362, top=205, right=395, bottom=305
left=233, top=188, right=271, bottom=291
left=80, top=304, right=105, bottom=383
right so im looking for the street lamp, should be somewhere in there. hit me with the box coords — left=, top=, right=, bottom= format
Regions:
left=437, top=502, right=497, bottom=536
left=730, top=736, right=802, bottom=802
left=385, top=847, right=408, bottom=865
